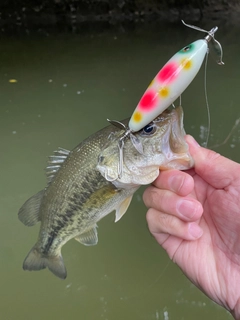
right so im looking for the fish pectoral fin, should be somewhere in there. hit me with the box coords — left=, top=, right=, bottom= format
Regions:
left=115, top=195, right=133, bottom=223
left=75, top=226, right=98, bottom=246
left=18, top=190, right=45, bottom=226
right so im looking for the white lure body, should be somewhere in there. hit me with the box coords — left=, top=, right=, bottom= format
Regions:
left=129, top=39, right=208, bottom=132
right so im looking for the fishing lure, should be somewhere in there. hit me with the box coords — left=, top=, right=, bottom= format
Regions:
left=128, top=21, right=224, bottom=132
left=108, top=21, right=224, bottom=179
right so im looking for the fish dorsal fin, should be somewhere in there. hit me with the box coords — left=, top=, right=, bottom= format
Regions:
left=75, top=226, right=98, bottom=246
left=115, top=195, right=133, bottom=222
left=46, top=147, right=70, bottom=183
left=18, top=190, right=45, bottom=226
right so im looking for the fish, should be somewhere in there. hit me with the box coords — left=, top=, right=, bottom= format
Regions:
left=18, top=105, right=193, bottom=280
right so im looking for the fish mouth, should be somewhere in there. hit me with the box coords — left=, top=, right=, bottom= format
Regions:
left=159, top=106, right=194, bottom=171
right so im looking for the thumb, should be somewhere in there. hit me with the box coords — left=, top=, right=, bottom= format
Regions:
left=185, top=135, right=240, bottom=189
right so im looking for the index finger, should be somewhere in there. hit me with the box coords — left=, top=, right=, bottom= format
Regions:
left=186, top=135, right=240, bottom=189
left=153, top=169, right=194, bottom=197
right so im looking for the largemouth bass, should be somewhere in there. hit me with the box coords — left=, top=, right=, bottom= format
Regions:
left=18, top=106, right=193, bottom=279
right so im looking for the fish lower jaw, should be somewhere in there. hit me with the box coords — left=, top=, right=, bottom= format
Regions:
left=111, top=178, right=140, bottom=190
left=159, top=154, right=194, bottom=170
left=110, top=167, right=160, bottom=187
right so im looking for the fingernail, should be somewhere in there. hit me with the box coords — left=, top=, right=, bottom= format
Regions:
left=169, top=175, right=184, bottom=193
left=177, top=199, right=198, bottom=219
left=188, top=223, right=203, bottom=239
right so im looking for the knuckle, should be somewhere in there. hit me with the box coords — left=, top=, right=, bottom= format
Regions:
left=146, top=208, right=159, bottom=234
left=146, top=208, right=153, bottom=225
left=143, top=187, right=165, bottom=209
left=159, top=213, right=176, bottom=231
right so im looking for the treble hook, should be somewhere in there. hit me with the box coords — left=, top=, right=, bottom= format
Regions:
left=107, top=119, right=132, bottom=179
left=181, top=20, right=224, bottom=65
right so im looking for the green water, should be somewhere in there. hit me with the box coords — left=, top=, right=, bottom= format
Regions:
left=1, top=20, right=239, bottom=319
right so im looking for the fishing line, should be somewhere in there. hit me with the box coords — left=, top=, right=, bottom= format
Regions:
left=122, top=260, right=171, bottom=301
left=203, top=49, right=210, bottom=147
left=182, top=20, right=224, bottom=148
left=210, top=115, right=240, bottom=149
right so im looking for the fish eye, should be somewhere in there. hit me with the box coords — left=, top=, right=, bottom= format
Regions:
left=98, top=155, right=104, bottom=163
left=142, top=123, right=156, bottom=135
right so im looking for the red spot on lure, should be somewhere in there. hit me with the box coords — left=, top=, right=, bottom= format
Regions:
left=139, top=90, right=157, bottom=111
left=157, top=62, right=178, bottom=83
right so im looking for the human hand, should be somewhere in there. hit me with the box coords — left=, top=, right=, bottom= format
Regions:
left=143, top=135, right=240, bottom=319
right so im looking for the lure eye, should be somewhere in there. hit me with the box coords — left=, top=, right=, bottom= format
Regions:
left=142, top=123, right=156, bottom=135
left=183, top=45, right=190, bottom=52
left=180, top=43, right=194, bottom=54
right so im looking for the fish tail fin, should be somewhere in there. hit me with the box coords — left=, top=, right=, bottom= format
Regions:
left=23, top=245, right=67, bottom=280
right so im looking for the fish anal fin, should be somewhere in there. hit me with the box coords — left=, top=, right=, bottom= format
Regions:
left=18, top=190, right=45, bottom=226
left=75, top=226, right=98, bottom=246
left=115, top=195, right=133, bottom=222
left=23, top=245, right=67, bottom=280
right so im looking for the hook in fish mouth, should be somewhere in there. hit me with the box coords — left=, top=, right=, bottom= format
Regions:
left=107, top=119, right=144, bottom=180
left=107, top=119, right=131, bottom=180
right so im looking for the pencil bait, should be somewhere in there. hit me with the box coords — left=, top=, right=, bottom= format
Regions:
left=128, top=21, right=224, bottom=132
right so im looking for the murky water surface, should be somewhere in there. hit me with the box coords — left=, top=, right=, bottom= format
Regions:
left=1, top=20, right=239, bottom=320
